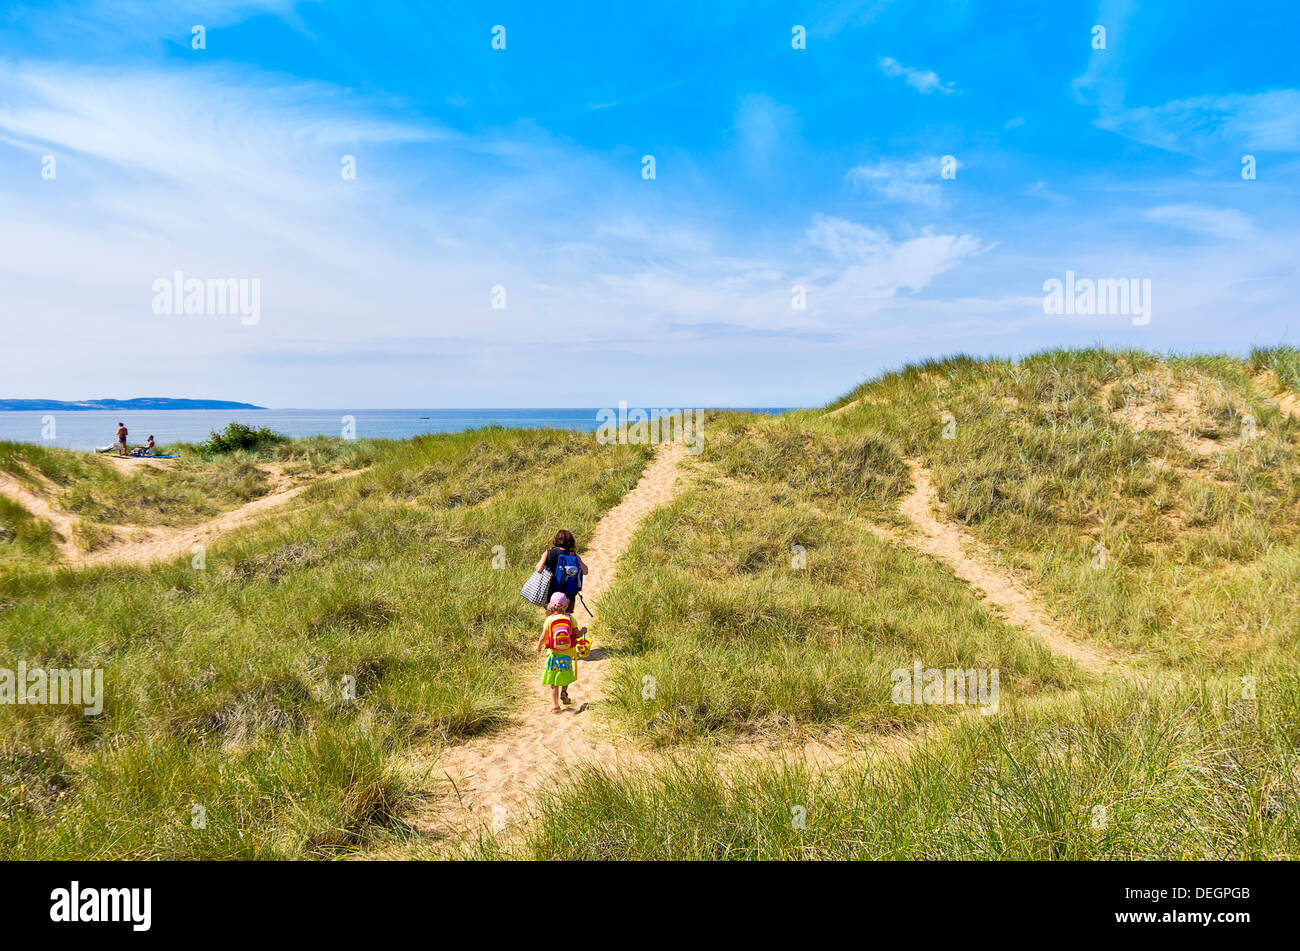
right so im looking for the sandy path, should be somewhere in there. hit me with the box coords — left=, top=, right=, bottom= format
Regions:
left=387, top=449, right=1125, bottom=851
left=880, top=459, right=1124, bottom=675
left=0, top=465, right=358, bottom=569
left=75, top=472, right=351, bottom=568
left=0, top=470, right=81, bottom=560
left=823, top=399, right=861, bottom=418
left=394, top=442, right=689, bottom=842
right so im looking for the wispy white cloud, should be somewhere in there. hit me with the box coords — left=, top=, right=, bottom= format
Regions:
left=1024, top=180, right=1068, bottom=205
left=5, top=0, right=314, bottom=50
left=1146, top=204, right=1257, bottom=241
left=1070, top=1, right=1299, bottom=159
left=847, top=156, right=954, bottom=207
left=1093, top=90, right=1300, bottom=157
left=1068, top=0, right=1137, bottom=113
left=802, top=214, right=987, bottom=301
left=5, top=10, right=1293, bottom=409
left=812, top=0, right=899, bottom=37
left=580, top=214, right=987, bottom=342
left=878, top=56, right=956, bottom=95
left=0, top=64, right=441, bottom=200
left=732, top=93, right=799, bottom=167
left=0, top=61, right=996, bottom=404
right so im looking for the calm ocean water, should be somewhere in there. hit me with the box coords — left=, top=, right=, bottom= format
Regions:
left=0, top=408, right=790, bottom=451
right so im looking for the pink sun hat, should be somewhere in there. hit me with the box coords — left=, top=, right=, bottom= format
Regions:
left=548, top=592, right=570, bottom=610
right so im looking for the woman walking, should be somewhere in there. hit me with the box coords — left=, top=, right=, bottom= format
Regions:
left=533, top=529, right=589, bottom=615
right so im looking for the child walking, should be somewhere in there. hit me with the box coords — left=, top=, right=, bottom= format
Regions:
left=537, top=592, right=584, bottom=713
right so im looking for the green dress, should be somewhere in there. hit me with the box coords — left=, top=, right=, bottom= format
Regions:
left=541, top=647, right=577, bottom=687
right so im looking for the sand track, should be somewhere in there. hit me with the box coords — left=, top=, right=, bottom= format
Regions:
left=76, top=473, right=354, bottom=568
left=390, top=442, right=688, bottom=844
left=823, top=399, right=861, bottom=418
left=878, top=460, right=1125, bottom=675
left=824, top=398, right=1123, bottom=673
left=387, top=445, right=1118, bottom=852
left=0, top=470, right=81, bottom=560
left=0, top=464, right=358, bottom=569
left=7, top=431, right=1151, bottom=853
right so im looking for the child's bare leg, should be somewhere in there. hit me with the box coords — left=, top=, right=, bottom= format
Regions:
left=548, top=685, right=560, bottom=712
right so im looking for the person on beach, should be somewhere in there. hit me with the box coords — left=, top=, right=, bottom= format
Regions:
left=537, top=592, right=584, bottom=712
left=533, top=529, right=589, bottom=615
left=130, top=435, right=156, bottom=457
left=116, top=422, right=129, bottom=455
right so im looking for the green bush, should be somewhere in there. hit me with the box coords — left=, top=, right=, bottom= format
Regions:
left=197, top=422, right=290, bottom=456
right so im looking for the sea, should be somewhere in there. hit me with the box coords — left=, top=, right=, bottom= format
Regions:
left=0, top=408, right=791, bottom=451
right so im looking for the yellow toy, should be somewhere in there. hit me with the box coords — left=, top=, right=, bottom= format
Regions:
left=575, top=628, right=592, bottom=659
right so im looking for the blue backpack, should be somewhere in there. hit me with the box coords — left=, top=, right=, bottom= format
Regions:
left=554, top=550, right=583, bottom=598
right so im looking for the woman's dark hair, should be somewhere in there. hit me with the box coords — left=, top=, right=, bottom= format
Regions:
left=553, top=529, right=576, bottom=551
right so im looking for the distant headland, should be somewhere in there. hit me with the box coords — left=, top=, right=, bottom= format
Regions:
left=0, top=398, right=266, bottom=411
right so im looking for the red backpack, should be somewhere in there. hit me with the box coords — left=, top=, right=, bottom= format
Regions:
left=545, top=615, right=574, bottom=651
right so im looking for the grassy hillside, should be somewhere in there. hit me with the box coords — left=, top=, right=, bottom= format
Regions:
left=4, top=347, right=1299, bottom=860
left=0, top=495, right=59, bottom=567
left=1, top=429, right=651, bottom=857
left=510, top=347, right=1300, bottom=859
left=825, top=348, right=1300, bottom=671
left=515, top=679, right=1299, bottom=859
left=595, top=418, right=1079, bottom=746
left=0, top=435, right=378, bottom=558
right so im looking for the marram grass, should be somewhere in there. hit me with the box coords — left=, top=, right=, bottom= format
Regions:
left=3, top=348, right=1300, bottom=860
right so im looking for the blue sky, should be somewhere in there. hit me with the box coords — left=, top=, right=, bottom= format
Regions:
left=2, top=0, right=1298, bottom=407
